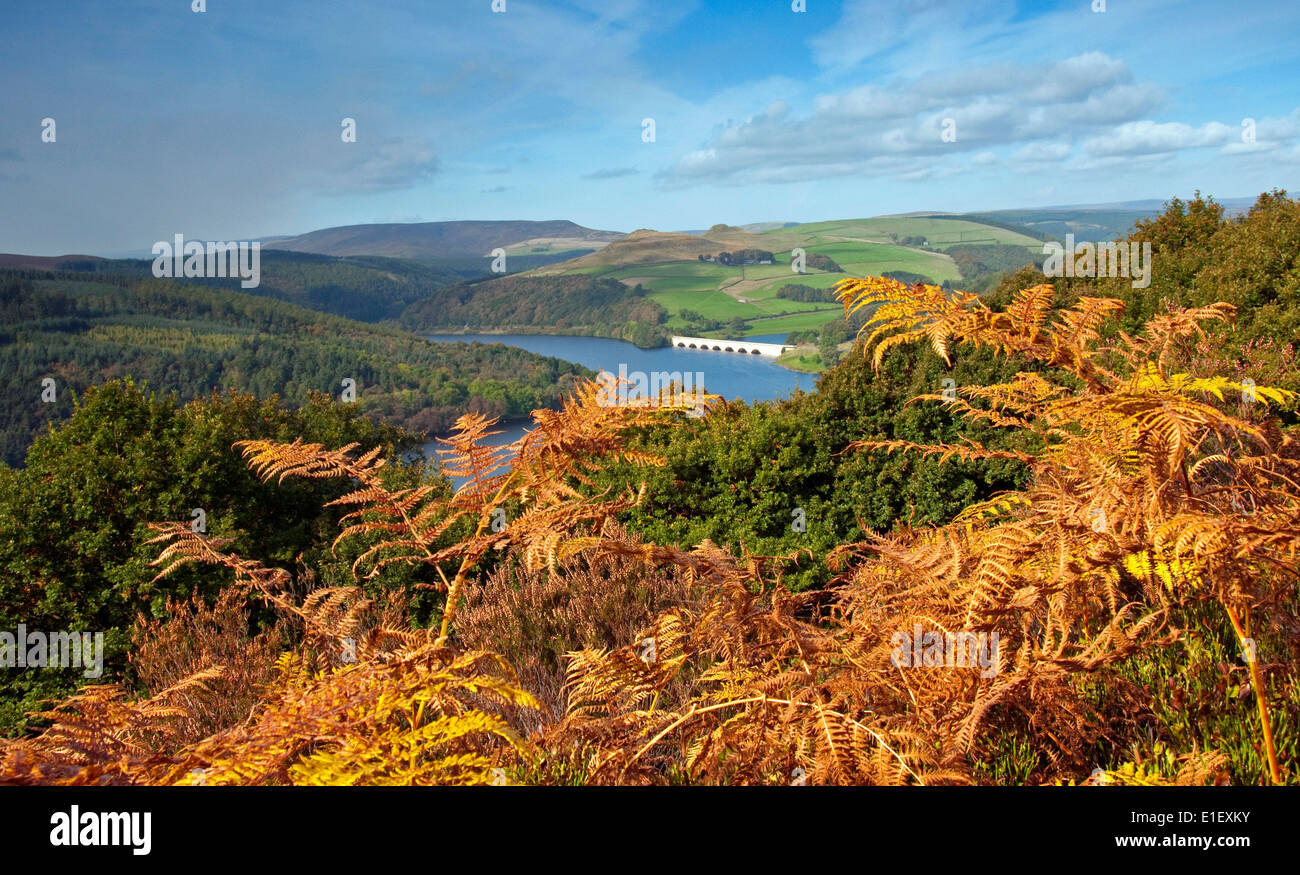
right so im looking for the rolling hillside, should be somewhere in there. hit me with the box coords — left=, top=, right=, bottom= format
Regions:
left=264, top=219, right=624, bottom=259
left=0, top=251, right=483, bottom=323
left=528, top=229, right=737, bottom=273
left=399, top=273, right=669, bottom=348
left=0, top=254, right=111, bottom=271
left=521, top=214, right=1045, bottom=338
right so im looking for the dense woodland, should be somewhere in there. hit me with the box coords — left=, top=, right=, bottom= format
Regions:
left=805, top=252, right=844, bottom=272
left=1, top=247, right=595, bottom=325
left=1, top=249, right=482, bottom=323
left=771, top=276, right=931, bottom=304
left=710, top=249, right=775, bottom=265
left=0, top=271, right=592, bottom=466
left=199, top=250, right=480, bottom=322
left=943, top=243, right=1046, bottom=293
left=0, top=192, right=1297, bottom=787
left=398, top=273, right=671, bottom=347
left=775, top=282, right=839, bottom=302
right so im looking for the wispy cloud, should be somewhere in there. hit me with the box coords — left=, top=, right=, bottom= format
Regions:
left=581, top=167, right=639, bottom=180
left=329, top=137, right=440, bottom=194
left=657, top=53, right=1175, bottom=187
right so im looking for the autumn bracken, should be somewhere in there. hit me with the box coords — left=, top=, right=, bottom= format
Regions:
left=2, top=278, right=1296, bottom=786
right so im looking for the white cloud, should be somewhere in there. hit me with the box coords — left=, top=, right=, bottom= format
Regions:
left=1012, top=142, right=1071, bottom=163
left=1082, top=121, right=1233, bottom=156
left=1023, top=53, right=1132, bottom=103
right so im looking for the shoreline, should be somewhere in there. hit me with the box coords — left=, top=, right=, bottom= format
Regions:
left=420, top=325, right=670, bottom=350
left=775, top=346, right=827, bottom=374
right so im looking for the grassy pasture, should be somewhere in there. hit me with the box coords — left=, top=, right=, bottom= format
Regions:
left=801, top=241, right=962, bottom=283
left=746, top=272, right=846, bottom=301
left=614, top=260, right=734, bottom=279
left=626, top=275, right=728, bottom=294
left=739, top=309, right=842, bottom=336
left=751, top=298, right=842, bottom=316
left=651, top=290, right=759, bottom=321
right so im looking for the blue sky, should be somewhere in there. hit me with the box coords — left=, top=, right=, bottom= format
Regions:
left=2, top=0, right=1297, bottom=254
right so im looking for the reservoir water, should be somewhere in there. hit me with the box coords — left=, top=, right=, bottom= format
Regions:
left=420, top=333, right=816, bottom=476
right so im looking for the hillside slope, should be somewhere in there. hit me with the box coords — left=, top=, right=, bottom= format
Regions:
left=527, top=230, right=725, bottom=274
left=399, top=273, right=669, bottom=347
left=265, top=220, right=623, bottom=259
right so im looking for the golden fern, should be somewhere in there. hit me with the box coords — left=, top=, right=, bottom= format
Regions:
left=832, top=276, right=1298, bottom=783
left=6, top=283, right=1295, bottom=788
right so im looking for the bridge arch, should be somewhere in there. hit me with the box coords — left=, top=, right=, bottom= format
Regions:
left=668, top=335, right=787, bottom=357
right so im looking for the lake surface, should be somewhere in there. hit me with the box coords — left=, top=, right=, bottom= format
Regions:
left=420, top=333, right=816, bottom=481
left=424, top=333, right=814, bottom=404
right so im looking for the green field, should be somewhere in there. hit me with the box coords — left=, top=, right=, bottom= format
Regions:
left=740, top=310, right=843, bottom=336
left=804, top=242, right=961, bottom=283
left=652, top=290, right=758, bottom=320
left=746, top=272, right=846, bottom=300
left=751, top=298, right=842, bottom=316
left=613, top=260, right=735, bottom=279
left=629, top=274, right=729, bottom=294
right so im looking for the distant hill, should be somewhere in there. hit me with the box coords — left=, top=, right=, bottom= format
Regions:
left=264, top=220, right=624, bottom=259
left=530, top=230, right=719, bottom=273
left=0, top=254, right=109, bottom=271
left=740, top=221, right=802, bottom=232
left=678, top=222, right=798, bottom=235
left=190, top=250, right=482, bottom=322
left=530, top=228, right=778, bottom=274
left=965, top=196, right=1259, bottom=242
left=1013, top=196, right=1257, bottom=214
left=970, top=208, right=1158, bottom=243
